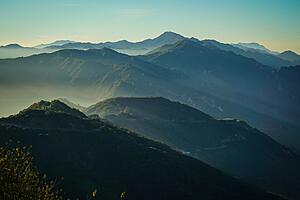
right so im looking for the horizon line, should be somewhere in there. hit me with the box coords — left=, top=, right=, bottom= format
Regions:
left=0, top=31, right=299, bottom=54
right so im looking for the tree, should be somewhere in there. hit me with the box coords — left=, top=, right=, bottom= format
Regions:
left=0, top=146, right=63, bottom=200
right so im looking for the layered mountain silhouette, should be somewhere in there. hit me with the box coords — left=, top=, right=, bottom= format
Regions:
left=144, top=39, right=299, bottom=113
left=0, top=47, right=183, bottom=105
left=35, top=40, right=76, bottom=49
left=1, top=43, right=24, bottom=49
left=1, top=31, right=300, bottom=200
left=1, top=40, right=300, bottom=152
left=0, top=32, right=184, bottom=58
left=0, top=43, right=55, bottom=58
left=1, top=32, right=298, bottom=67
left=0, top=47, right=177, bottom=116
left=233, top=42, right=279, bottom=55
left=83, top=97, right=300, bottom=199
left=55, top=31, right=184, bottom=53
left=0, top=100, right=284, bottom=200
left=143, top=39, right=300, bottom=151
left=278, top=50, right=300, bottom=62
left=199, top=39, right=293, bottom=68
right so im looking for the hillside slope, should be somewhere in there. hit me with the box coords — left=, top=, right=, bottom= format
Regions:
left=143, top=39, right=300, bottom=151
left=1, top=41, right=299, bottom=153
left=85, top=97, right=300, bottom=200
left=0, top=100, right=284, bottom=200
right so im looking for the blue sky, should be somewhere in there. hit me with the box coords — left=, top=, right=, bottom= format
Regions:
left=1, top=0, right=299, bottom=53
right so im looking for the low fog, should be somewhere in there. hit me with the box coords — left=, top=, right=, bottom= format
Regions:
left=0, top=84, right=104, bottom=117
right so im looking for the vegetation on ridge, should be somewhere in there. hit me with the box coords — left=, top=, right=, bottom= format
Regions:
left=0, top=145, right=64, bottom=200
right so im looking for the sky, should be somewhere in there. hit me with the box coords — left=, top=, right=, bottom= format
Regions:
left=0, top=0, right=300, bottom=53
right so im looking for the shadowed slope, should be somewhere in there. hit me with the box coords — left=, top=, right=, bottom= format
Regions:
left=0, top=100, right=284, bottom=200
left=85, top=97, right=300, bottom=200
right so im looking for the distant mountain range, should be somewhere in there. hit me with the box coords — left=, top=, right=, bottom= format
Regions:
left=278, top=50, right=300, bottom=62
left=199, top=39, right=297, bottom=68
left=0, top=32, right=184, bottom=58
left=143, top=39, right=300, bottom=147
left=233, top=42, right=279, bottom=55
left=0, top=43, right=56, bottom=58
left=34, top=40, right=76, bottom=48
left=81, top=97, right=300, bottom=199
left=1, top=31, right=300, bottom=200
left=0, top=100, right=284, bottom=200
left=52, top=31, right=185, bottom=54
left=0, top=39, right=300, bottom=153
left=1, top=31, right=299, bottom=66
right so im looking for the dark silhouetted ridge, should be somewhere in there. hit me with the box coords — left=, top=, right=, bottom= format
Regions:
left=1, top=44, right=24, bottom=48
left=85, top=96, right=300, bottom=200
left=278, top=50, right=300, bottom=62
left=23, top=100, right=86, bottom=118
left=0, top=101, right=284, bottom=200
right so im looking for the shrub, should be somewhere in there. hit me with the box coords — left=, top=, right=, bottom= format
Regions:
left=0, top=146, right=63, bottom=200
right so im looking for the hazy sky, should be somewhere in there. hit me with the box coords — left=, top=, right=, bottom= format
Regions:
left=1, top=0, right=299, bottom=53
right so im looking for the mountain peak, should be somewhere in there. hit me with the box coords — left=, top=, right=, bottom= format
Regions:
left=27, top=100, right=64, bottom=111
left=280, top=50, right=298, bottom=56
left=237, top=42, right=267, bottom=50
left=157, top=31, right=184, bottom=40
left=145, top=38, right=199, bottom=57
left=35, top=40, right=76, bottom=48
left=238, top=42, right=263, bottom=47
left=160, top=31, right=181, bottom=36
left=20, top=100, right=86, bottom=119
left=234, top=42, right=278, bottom=54
left=278, top=50, right=300, bottom=62
left=2, top=43, right=24, bottom=48
left=86, top=96, right=213, bottom=121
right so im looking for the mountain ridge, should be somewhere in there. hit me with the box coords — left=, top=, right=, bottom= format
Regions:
left=278, top=50, right=300, bottom=62
left=233, top=42, right=279, bottom=55
left=2, top=31, right=298, bottom=65
left=1, top=38, right=300, bottom=153
left=0, top=100, right=285, bottom=200
left=83, top=96, right=300, bottom=200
